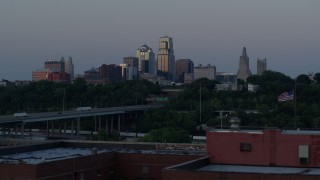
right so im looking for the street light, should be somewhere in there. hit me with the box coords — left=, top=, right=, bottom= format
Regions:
left=220, top=110, right=228, bottom=129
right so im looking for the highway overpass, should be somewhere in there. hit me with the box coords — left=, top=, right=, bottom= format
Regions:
left=0, top=104, right=163, bottom=138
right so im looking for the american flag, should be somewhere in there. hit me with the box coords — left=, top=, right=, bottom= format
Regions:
left=278, top=90, right=294, bottom=102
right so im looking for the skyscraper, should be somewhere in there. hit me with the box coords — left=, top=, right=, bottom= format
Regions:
left=136, top=44, right=156, bottom=75
left=44, top=59, right=65, bottom=72
left=175, top=59, right=194, bottom=83
left=65, top=56, right=74, bottom=80
left=257, top=58, right=267, bottom=75
left=237, top=47, right=252, bottom=81
left=123, top=56, right=139, bottom=69
left=99, top=64, right=122, bottom=83
left=157, top=36, right=175, bottom=81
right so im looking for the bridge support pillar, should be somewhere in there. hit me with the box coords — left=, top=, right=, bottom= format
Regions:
left=2, top=127, right=5, bottom=138
left=118, top=114, right=121, bottom=132
left=99, top=116, right=101, bottom=131
left=58, top=121, right=62, bottom=137
left=77, top=117, right=80, bottom=137
left=94, top=116, right=97, bottom=132
left=51, top=121, right=54, bottom=135
left=106, top=116, right=109, bottom=132
left=64, top=121, right=67, bottom=135
left=111, top=116, right=113, bottom=133
left=21, top=122, right=24, bottom=139
left=15, top=123, right=18, bottom=138
left=71, top=119, right=74, bottom=136
left=47, top=120, right=49, bottom=137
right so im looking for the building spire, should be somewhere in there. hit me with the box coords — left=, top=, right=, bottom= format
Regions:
left=242, top=47, right=247, bottom=57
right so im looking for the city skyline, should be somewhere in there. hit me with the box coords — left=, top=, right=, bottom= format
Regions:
left=0, top=0, right=319, bottom=81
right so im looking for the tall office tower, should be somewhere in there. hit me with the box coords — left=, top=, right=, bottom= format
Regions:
left=123, top=56, right=139, bottom=69
left=65, top=56, right=74, bottom=80
left=136, top=44, right=156, bottom=75
left=175, top=59, right=194, bottom=83
left=194, top=64, right=216, bottom=80
left=157, top=36, right=175, bottom=81
left=44, top=59, right=65, bottom=72
left=237, top=47, right=252, bottom=81
left=257, top=58, right=267, bottom=75
left=119, top=63, right=138, bottom=81
left=99, top=64, right=122, bottom=83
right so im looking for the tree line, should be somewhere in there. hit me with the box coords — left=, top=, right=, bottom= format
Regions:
left=1, top=71, right=320, bottom=143
left=0, top=78, right=161, bottom=115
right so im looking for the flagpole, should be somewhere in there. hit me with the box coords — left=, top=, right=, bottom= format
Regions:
left=200, top=83, right=202, bottom=123
left=294, top=79, right=297, bottom=128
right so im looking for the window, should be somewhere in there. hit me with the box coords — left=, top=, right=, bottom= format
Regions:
left=299, top=145, right=309, bottom=165
left=240, top=143, right=252, bottom=152
left=142, top=166, right=149, bottom=174
left=80, top=173, right=84, bottom=180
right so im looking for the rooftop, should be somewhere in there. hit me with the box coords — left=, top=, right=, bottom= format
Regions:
left=0, top=147, right=108, bottom=165
left=197, top=164, right=320, bottom=175
left=0, top=140, right=206, bottom=165
left=208, top=128, right=320, bottom=135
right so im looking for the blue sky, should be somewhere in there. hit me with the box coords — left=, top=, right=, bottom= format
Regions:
left=0, top=0, right=319, bottom=80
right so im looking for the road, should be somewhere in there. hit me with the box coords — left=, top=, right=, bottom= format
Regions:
left=0, top=104, right=162, bottom=124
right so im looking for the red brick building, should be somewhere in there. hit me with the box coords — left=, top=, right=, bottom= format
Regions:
left=0, top=141, right=204, bottom=180
left=163, top=128, right=320, bottom=180
left=2, top=129, right=320, bottom=179
left=206, top=128, right=320, bottom=167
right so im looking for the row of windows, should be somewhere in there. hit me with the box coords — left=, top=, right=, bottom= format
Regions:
left=240, top=143, right=309, bottom=165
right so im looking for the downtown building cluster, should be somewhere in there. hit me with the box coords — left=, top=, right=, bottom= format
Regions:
left=30, top=36, right=267, bottom=88
left=32, top=56, right=74, bottom=83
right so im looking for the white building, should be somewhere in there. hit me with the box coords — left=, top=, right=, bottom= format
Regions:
left=194, top=64, right=216, bottom=80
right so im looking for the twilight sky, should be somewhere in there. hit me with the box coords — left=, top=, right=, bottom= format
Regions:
left=0, top=0, right=319, bottom=81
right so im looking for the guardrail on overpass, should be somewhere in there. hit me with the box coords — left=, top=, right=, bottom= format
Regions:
left=0, top=104, right=162, bottom=124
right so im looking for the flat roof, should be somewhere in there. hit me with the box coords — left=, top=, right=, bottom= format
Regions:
left=281, top=129, right=320, bottom=135
left=208, top=128, right=320, bottom=135
left=208, top=128, right=263, bottom=134
left=197, top=164, right=320, bottom=175
left=0, top=147, right=109, bottom=165
left=0, top=142, right=206, bottom=165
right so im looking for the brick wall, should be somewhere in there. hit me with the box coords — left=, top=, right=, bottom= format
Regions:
left=114, top=153, right=204, bottom=180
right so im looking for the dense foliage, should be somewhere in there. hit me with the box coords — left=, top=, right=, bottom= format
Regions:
left=0, top=78, right=161, bottom=115
left=2, top=70, right=320, bottom=143
left=165, top=70, right=320, bottom=130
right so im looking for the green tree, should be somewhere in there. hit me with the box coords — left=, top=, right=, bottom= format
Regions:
left=142, top=128, right=191, bottom=143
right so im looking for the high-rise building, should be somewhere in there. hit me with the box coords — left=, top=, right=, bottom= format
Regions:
left=123, top=56, right=139, bottom=69
left=33, top=57, right=71, bottom=82
left=84, top=67, right=104, bottom=85
left=136, top=45, right=156, bottom=75
left=194, top=64, right=216, bottom=80
left=257, top=58, right=267, bottom=75
left=175, top=59, right=194, bottom=83
left=44, top=59, right=65, bottom=72
left=99, top=64, right=122, bottom=83
left=119, top=63, right=138, bottom=81
left=65, top=56, right=74, bottom=80
left=237, top=47, right=252, bottom=81
left=32, top=69, right=51, bottom=81
left=157, top=36, right=175, bottom=81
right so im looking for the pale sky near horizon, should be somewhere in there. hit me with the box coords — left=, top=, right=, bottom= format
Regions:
left=0, top=0, right=319, bottom=81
